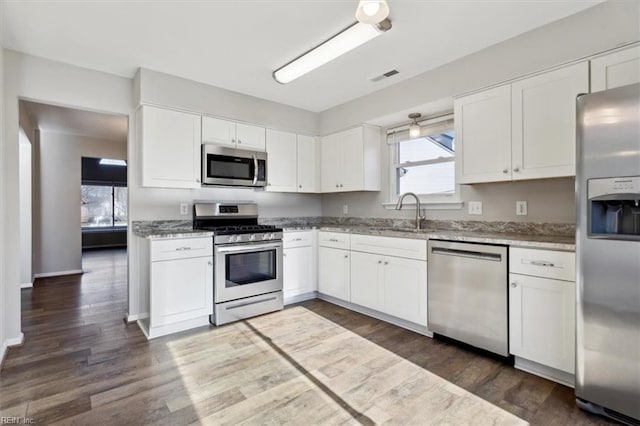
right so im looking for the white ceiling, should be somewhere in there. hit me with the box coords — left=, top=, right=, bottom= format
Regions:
left=21, top=101, right=128, bottom=142
left=2, top=1, right=603, bottom=112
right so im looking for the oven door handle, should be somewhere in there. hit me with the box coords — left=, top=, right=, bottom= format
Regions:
left=216, top=242, right=282, bottom=253
left=252, top=154, right=258, bottom=186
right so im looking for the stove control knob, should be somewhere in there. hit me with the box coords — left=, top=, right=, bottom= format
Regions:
left=228, top=235, right=237, bottom=243
left=249, top=234, right=256, bottom=241
left=262, top=233, right=269, bottom=240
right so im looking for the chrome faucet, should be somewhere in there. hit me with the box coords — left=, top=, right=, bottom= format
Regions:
left=395, top=192, right=425, bottom=230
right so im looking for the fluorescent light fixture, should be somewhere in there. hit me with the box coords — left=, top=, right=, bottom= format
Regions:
left=356, top=0, right=390, bottom=24
left=99, top=158, right=127, bottom=166
left=273, top=19, right=391, bottom=84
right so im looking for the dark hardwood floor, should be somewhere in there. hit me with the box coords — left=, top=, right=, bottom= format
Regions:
left=0, top=248, right=615, bottom=425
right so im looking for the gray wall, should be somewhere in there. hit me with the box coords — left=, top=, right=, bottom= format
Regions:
left=318, top=0, right=639, bottom=224
left=32, top=130, right=127, bottom=276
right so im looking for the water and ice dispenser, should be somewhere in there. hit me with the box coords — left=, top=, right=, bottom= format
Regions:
left=588, top=176, right=640, bottom=240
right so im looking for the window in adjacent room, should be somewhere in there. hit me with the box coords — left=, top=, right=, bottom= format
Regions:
left=81, top=157, right=128, bottom=229
left=388, top=114, right=458, bottom=202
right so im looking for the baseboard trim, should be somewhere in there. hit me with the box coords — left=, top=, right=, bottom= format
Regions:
left=6, top=333, right=25, bottom=347
left=514, top=356, right=575, bottom=388
left=33, top=269, right=84, bottom=279
left=317, top=293, right=432, bottom=337
left=0, top=342, right=7, bottom=371
left=2, top=332, right=25, bottom=370
left=284, top=291, right=317, bottom=305
left=125, top=312, right=149, bottom=324
left=20, top=282, right=33, bottom=289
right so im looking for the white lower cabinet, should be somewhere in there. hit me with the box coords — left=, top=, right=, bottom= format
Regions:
left=318, top=246, right=351, bottom=301
left=283, top=231, right=316, bottom=302
left=350, top=251, right=384, bottom=311
left=139, top=236, right=213, bottom=339
left=509, top=247, right=576, bottom=381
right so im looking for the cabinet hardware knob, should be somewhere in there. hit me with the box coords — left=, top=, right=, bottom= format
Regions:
left=238, top=140, right=242, bottom=144
left=514, top=167, right=520, bottom=173
left=384, top=261, right=389, bottom=265
left=208, top=261, right=212, bottom=266
left=340, top=184, right=343, bottom=188
left=196, top=178, right=201, bottom=183
left=502, top=169, right=508, bottom=174
left=299, top=185, right=302, bottom=189
left=232, top=139, right=236, bottom=143
left=283, top=253, right=287, bottom=257
left=378, top=260, right=382, bottom=264
left=336, top=184, right=339, bottom=188
left=344, top=255, right=348, bottom=258
left=511, top=282, right=517, bottom=288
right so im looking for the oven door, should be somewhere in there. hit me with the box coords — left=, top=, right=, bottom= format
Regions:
left=202, top=144, right=266, bottom=187
left=214, top=241, right=283, bottom=303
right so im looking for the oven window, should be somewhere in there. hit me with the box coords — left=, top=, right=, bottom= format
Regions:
left=207, top=154, right=253, bottom=180
left=225, top=249, right=276, bottom=286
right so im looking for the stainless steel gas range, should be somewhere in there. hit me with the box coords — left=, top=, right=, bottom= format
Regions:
left=193, top=201, right=284, bottom=325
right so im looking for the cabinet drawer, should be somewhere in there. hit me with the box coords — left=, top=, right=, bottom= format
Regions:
left=151, top=237, right=213, bottom=261
left=351, top=234, right=427, bottom=261
left=318, top=231, right=350, bottom=249
left=510, top=247, right=575, bottom=281
left=283, top=230, right=313, bottom=248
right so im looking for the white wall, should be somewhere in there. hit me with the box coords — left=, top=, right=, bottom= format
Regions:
left=2, top=50, right=134, bottom=347
left=19, top=128, right=32, bottom=286
left=32, top=131, right=126, bottom=276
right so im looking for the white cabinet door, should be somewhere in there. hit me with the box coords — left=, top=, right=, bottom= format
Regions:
left=202, top=116, right=236, bottom=147
left=297, top=135, right=318, bottom=193
left=384, top=257, right=427, bottom=325
left=266, top=129, right=297, bottom=192
left=140, top=106, right=201, bottom=188
left=350, top=251, right=384, bottom=312
left=283, top=246, right=315, bottom=298
left=236, top=122, right=266, bottom=151
left=150, top=256, right=213, bottom=328
left=320, top=134, right=340, bottom=192
left=509, top=273, right=575, bottom=374
left=591, top=46, right=640, bottom=92
left=338, top=127, right=364, bottom=192
left=318, top=247, right=350, bottom=301
left=455, top=85, right=512, bottom=184
left=511, top=62, right=588, bottom=180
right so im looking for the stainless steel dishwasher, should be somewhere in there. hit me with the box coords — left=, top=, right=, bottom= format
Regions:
left=427, top=240, right=508, bottom=356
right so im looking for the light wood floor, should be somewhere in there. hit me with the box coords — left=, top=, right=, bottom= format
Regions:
left=0, top=249, right=615, bottom=425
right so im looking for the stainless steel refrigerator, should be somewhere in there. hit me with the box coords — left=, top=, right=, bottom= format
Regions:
left=576, top=83, right=640, bottom=424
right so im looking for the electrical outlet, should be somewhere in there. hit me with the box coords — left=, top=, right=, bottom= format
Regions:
left=342, top=204, right=349, bottom=215
left=516, top=201, right=528, bottom=216
left=468, top=201, right=483, bottom=215
left=180, top=203, right=189, bottom=215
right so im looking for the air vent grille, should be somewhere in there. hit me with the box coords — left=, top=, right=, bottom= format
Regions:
left=370, top=69, right=399, bottom=82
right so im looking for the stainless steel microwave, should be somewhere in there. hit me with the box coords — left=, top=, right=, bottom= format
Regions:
left=201, top=144, right=267, bottom=187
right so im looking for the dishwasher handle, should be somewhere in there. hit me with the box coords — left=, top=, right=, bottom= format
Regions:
left=430, top=246, right=503, bottom=262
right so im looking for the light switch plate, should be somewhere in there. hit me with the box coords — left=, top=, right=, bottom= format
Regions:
left=516, top=201, right=528, bottom=216
left=468, top=201, right=483, bottom=215
left=180, top=203, right=189, bottom=215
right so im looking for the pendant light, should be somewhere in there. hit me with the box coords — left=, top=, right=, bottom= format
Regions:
left=408, top=113, right=422, bottom=139
left=356, top=0, right=390, bottom=24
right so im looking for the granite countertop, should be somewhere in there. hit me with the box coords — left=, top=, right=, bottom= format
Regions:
left=132, top=217, right=576, bottom=250
left=132, top=220, right=213, bottom=240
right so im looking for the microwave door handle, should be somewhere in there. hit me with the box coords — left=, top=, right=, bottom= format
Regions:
left=252, top=154, right=258, bottom=185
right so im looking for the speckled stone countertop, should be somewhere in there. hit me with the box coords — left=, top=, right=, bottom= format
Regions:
left=132, top=220, right=213, bottom=240
left=262, top=217, right=576, bottom=251
left=132, top=217, right=575, bottom=250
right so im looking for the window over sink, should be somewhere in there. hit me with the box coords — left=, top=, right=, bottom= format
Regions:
left=387, top=114, right=460, bottom=206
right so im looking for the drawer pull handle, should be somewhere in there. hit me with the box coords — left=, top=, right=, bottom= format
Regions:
left=329, top=238, right=339, bottom=242
left=176, top=246, right=192, bottom=251
left=529, top=260, right=557, bottom=268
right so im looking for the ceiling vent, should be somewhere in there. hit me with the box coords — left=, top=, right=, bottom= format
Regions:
left=370, top=69, right=399, bottom=82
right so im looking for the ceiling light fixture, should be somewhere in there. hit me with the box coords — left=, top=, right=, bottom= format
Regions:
left=408, top=113, right=422, bottom=139
left=99, top=158, right=127, bottom=167
left=356, top=0, right=390, bottom=24
left=273, top=19, right=392, bottom=84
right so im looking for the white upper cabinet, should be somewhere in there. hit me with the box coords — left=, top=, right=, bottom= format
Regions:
left=456, top=62, right=588, bottom=184
left=456, top=85, right=512, bottom=184
left=511, top=62, right=588, bottom=180
left=591, top=45, right=640, bottom=92
left=139, top=105, right=202, bottom=189
left=202, top=116, right=266, bottom=151
left=265, top=129, right=298, bottom=192
left=297, top=134, right=319, bottom=193
left=320, top=125, right=380, bottom=193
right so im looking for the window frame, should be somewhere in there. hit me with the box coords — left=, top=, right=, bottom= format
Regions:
left=385, top=114, right=462, bottom=210
left=81, top=182, right=128, bottom=230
